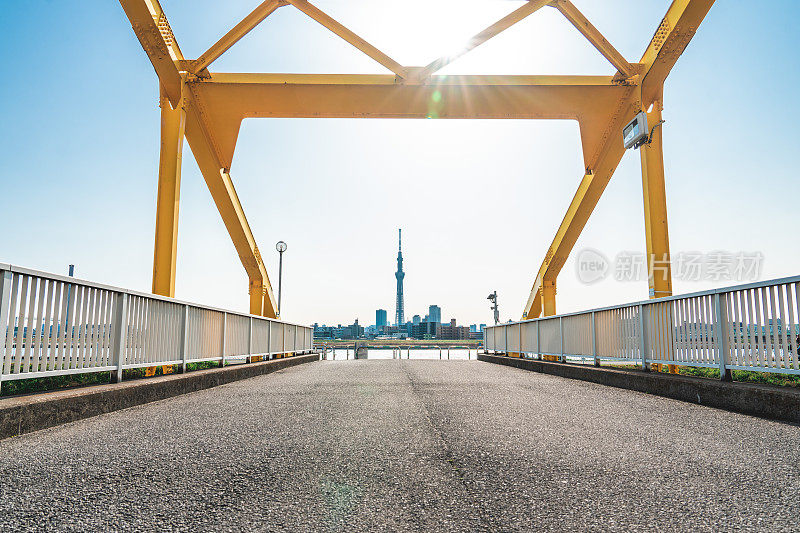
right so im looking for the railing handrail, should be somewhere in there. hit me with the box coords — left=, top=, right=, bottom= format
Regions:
left=0, top=263, right=316, bottom=386
left=484, top=276, right=800, bottom=379
left=0, top=263, right=309, bottom=328
left=489, top=274, right=800, bottom=328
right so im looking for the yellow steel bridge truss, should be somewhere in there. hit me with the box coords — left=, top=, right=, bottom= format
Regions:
left=119, top=0, right=715, bottom=319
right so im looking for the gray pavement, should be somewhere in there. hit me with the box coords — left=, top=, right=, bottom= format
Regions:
left=1, top=359, right=798, bottom=532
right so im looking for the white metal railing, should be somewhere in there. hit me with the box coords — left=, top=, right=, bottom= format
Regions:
left=0, top=263, right=314, bottom=384
left=484, top=276, right=800, bottom=378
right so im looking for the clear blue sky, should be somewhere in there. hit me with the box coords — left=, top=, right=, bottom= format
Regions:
left=0, top=0, right=798, bottom=327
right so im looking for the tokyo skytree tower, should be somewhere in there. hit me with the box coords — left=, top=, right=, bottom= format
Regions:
left=395, top=228, right=405, bottom=326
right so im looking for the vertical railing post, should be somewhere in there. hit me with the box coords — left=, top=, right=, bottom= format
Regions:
left=504, top=325, right=508, bottom=356
left=639, top=304, right=650, bottom=372
left=714, top=292, right=733, bottom=381
left=180, top=305, right=189, bottom=373
left=294, top=325, right=298, bottom=357
left=110, top=292, right=129, bottom=383
left=592, top=311, right=599, bottom=367
left=267, top=320, right=272, bottom=360
left=221, top=312, right=227, bottom=367
left=559, top=317, right=565, bottom=363
left=247, top=316, right=253, bottom=363
left=0, top=269, right=12, bottom=387
left=519, top=322, right=523, bottom=358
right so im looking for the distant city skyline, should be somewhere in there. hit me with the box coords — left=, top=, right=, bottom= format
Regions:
left=319, top=231, right=473, bottom=335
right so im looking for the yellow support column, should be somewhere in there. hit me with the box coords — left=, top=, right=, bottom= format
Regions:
left=152, top=84, right=186, bottom=297
left=542, top=280, right=557, bottom=317
left=639, top=100, right=673, bottom=300
left=639, top=98, right=676, bottom=373
left=249, top=279, right=264, bottom=316
left=542, top=280, right=559, bottom=362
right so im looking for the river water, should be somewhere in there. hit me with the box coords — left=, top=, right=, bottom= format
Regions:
left=322, top=348, right=476, bottom=361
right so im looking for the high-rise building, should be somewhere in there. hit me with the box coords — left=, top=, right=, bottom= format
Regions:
left=395, top=229, right=405, bottom=325
left=440, top=319, right=470, bottom=340
left=411, top=321, right=441, bottom=339
left=469, top=324, right=477, bottom=332
left=428, top=305, right=441, bottom=325
left=412, top=315, right=421, bottom=325
left=479, top=324, right=486, bottom=332
left=376, top=309, right=387, bottom=329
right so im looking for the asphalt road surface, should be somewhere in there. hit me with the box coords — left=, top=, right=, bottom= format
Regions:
left=1, top=360, right=798, bottom=532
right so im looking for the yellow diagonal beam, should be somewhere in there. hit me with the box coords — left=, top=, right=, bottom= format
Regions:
left=522, top=0, right=715, bottom=319
left=118, top=0, right=184, bottom=105
left=553, top=0, right=635, bottom=78
left=119, top=0, right=278, bottom=317
left=417, top=0, right=553, bottom=81
left=192, top=0, right=286, bottom=74
left=639, top=0, right=715, bottom=108
left=285, top=0, right=407, bottom=78
left=522, top=93, right=637, bottom=319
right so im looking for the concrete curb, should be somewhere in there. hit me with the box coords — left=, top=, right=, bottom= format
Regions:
left=479, top=353, right=800, bottom=424
left=0, top=353, right=320, bottom=440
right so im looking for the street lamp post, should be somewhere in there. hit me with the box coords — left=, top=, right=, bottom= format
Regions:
left=276, top=241, right=287, bottom=316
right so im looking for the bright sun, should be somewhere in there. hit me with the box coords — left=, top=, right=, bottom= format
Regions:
left=325, top=0, right=531, bottom=68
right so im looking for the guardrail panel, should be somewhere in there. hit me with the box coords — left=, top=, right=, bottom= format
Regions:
left=539, top=319, right=561, bottom=355
left=521, top=321, right=538, bottom=353
left=0, top=271, right=121, bottom=378
left=252, top=318, right=270, bottom=354
left=563, top=313, right=592, bottom=357
left=224, top=314, right=250, bottom=357
left=0, top=264, right=315, bottom=383
left=293, top=324, right=298, bottom=351
left=124, top=295, right=183, bottom=367
left=269, top=321, right=283, bottom=353
left=480, top=277, right=800, bottom=377
left=185, top=307, right=224, bottom=361
left=507, top=324, right=520, bottom=353
left=720, top=282, right=799, bottom=372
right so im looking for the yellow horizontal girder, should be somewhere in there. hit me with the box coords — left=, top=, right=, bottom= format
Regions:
left=189, top=73, right=631, bottom=169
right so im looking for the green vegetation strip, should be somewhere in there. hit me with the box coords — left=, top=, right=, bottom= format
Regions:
left=0, top=361, right=221, bottom=397
left=606, top=363, right=800, bottom=388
